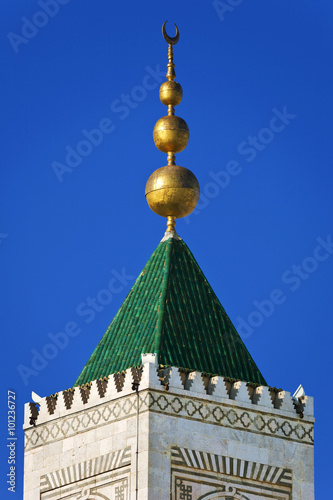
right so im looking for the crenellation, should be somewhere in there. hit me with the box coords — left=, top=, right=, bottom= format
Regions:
left=302, top=396, right=314, bottom=417
left=201, top=373, right=210, bottom=392
left=121, top=368, right=137, bottom=395
left=96, top=377, right=108, bottom=397
left=292, top=395, right=303, bottom=415
left=29, top=402, right=39, bottom=426
left=23, top=403, right=31, bottom=430
left=230, top=381, right=251, bottom=403
left=71, top=385, right=85, bottom=411
left=275, top=390, right=295, bottom=413
left=131, top=366, right=142, bottom=385
left=184, top=371, right=192, bottom=390
left=104, top=374, right=118, bottom=399
left=63, top=388, right=74, bottom=409
left=113, top=372, right=125, bottom=392
left=224, top=378, right=232, bottom=396
left=185, top=371, right=206, bottom=394
left=46, top=395, right=57, bottom=415
left=79, top=383, right=91, bottom=404
left=179, top=369, right=188, bottom=387
left=268, top=387, right=278, bottom=407
left=141, top=354, right=161, bottom=390
left=24, top=369, right=314, bottom=499
left=54, top=391, right=67, bottom=416
left=23, top=365, right=315, bottom=431
left=87, top=379, right=103, bottom=406
left=157, top=368, right=169, bottom=389
left=207, top=375, right=229, bottom=398
left=292, top=394, right=314, bottom=418
left=36, top=397, right=50, bottom=423
left=166, top=366, right=184, bottom=390
left=142, top=353, right=158, bottom=366
left=252, top=385, right=274, bottom=408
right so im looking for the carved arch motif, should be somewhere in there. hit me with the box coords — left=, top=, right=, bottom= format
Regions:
left=197, top=484, right=251, bottom=500
left=76, top=487, right=109, bottom=500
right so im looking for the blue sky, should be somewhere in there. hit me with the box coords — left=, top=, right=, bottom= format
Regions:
left=1, top=0, right=333, bottom=497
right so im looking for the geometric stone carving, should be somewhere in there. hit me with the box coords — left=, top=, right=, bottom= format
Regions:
left=41, top=473, right=130, bottom=500
left=171, top=446, right=293, bottom=486
left=171, top=446, right=293, bottom=499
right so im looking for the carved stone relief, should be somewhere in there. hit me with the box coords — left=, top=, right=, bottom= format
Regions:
left=171, top=447, right=292, bottom=500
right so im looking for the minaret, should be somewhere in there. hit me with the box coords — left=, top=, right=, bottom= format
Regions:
left=145, top=22, right=200, bottom=234
left=23, top=23, right=315, bottom=500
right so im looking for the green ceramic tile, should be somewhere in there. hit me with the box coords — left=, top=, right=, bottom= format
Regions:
left=74, top=237, right=266, bottom=387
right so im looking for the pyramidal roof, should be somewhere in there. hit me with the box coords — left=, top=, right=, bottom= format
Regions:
left=74, top=233, right=266, bottom=387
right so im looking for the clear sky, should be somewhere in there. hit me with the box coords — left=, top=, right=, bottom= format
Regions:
left=1, top=0, right=333, bottom=497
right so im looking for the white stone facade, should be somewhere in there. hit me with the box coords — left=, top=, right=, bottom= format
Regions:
left=23, top=354, right=314, bottom=499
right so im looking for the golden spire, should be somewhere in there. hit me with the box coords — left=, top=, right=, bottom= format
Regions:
left=145, top=21, right=200, bottom=233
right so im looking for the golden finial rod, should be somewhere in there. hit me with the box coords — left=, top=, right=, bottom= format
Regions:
left=153, top=21, right=187, bottom=160
left=166, top=216, right=176, bottom=232
left=167, top=152, right=176, bottom=165
left=145, top=22, right=200, bottom=232
left=166, top=45, right=175, bottom=82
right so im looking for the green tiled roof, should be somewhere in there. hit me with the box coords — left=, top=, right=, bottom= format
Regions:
left=74, top=235, right=266, bottom=386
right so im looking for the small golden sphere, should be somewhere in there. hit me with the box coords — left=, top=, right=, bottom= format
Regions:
left=159, top=81, right=183, bottom=106
left=145, top=165, right=200, bottom=219
left=153, top=115, right=189, bottom=154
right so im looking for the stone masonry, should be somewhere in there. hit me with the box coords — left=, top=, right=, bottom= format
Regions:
left=23, top=354, right=314, bottom=499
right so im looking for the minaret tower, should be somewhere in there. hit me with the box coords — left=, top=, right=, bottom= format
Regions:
left=23, top=23, right=314, bottom=500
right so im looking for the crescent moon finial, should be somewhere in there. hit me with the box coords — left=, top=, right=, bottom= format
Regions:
left=162, top=21, right=179, bottom=45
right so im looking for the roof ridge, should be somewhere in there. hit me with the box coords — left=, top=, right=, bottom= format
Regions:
left=154, top=238, right=173, bottom=360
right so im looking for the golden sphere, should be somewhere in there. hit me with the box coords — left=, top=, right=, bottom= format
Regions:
left=145, top=165, right=200, bottom=219
left=159, top=81, right=183, bottom=106
left=153, top=115, right=189, bottom=154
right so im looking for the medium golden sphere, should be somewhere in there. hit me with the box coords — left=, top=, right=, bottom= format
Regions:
left=153, top=116, right=189, bottom=154
left=145, top=165, right=200, bottom=219
left=159, top=81, right=183, bottom=106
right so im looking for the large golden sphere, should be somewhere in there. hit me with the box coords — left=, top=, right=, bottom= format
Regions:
left=145, top=165, right=200, bottom=218
left=153, top=116, right=189, bottom=154
left=159, top=81, right=183, bottom=106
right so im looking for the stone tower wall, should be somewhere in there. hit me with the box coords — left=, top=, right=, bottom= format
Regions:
left=23, top=354, right=314, bottom=499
